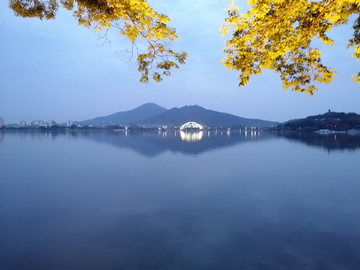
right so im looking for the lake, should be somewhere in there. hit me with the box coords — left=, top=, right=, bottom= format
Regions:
left=1, top=130, right=360, bottom=270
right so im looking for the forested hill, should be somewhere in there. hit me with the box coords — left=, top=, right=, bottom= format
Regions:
left=80, top=103, right=168, bottom=126
left=277, top=112, right=360, bottom=131
left=80, top=104, right=278, bottom=127
left=136, top=105, right=278, bottom=127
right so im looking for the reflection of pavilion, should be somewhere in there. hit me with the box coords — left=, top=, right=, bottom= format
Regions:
left=180, top=131, right=203, bottom=142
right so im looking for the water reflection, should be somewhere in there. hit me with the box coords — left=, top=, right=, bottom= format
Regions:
left=180, top=131, right=203, bottom=142
left=274, top=132, right=360, bottom=152
left=84, top=130, right=271, bottom=157
left=1, top=131, right=360, bottom=270
left=4, top=131, right=360, bottom=154
left=0, top=130, right=273, bottom=157
left=1, top=130, right=80, bottom=141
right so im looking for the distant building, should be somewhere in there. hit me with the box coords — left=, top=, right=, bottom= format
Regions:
left=0, top=117, right=4, bottom=127
left=19, top=120, right=26, bottom=126
left=38, top=120, right=47, bottom=127
left=66, top=120, right=82, bottom=128
left=31, top=120, right=39, bottom=127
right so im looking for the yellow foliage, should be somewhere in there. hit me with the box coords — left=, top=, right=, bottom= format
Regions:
left=8, top=0, right=360, bottom=92
left=222, top=0, right=360, bottom=94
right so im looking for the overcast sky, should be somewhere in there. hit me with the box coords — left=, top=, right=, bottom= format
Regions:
left=1, top=0, right=359, bottom=124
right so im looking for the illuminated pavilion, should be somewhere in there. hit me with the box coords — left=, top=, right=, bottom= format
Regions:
left=180, top=121, right=204, bottom=130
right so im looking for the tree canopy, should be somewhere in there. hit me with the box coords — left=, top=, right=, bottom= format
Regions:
left=9, top=0, right=187, bottom=83
left=9, top=0, right=360, bottom=94
left=222, top=0, right=360, bottom=95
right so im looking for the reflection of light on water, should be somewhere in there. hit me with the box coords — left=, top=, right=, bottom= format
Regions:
left=0, top=132, right=4, bottom=143
left=180, top=131, right=203, bottom=142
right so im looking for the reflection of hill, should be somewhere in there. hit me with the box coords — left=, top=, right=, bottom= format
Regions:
left=5, top=130, right=360, bottom=154
left=81, top=130, right=272, bottom=157
left=274, top=132, right=360, bottom=152
left=0, top=132, right=4, bottom=143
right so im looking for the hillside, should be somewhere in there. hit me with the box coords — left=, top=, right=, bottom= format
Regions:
left=136, top=105, right=278, bottom=128
left=277, top=111, right=360, bottom=131
left=80, top=103, right=168, bottom=126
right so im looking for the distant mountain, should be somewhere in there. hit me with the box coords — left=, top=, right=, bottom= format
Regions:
left=80, top=103, right=168, bottom=126
left=136, top=105, right=278, bottom=127
left=278, top=111, right=360, bottom=131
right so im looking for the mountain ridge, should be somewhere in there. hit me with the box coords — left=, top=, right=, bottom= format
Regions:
left=81, top=103, right=278, bottom=127
left=276, top=111, right=360, bottom=131
left=80, top=103, right=168, bottom=126
left=137, top=105, right=277, bottom=127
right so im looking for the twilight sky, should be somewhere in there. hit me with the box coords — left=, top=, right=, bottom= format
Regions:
left=0, top=0, right=359, bottom=124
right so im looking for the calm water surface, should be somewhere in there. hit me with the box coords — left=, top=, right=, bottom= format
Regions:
left=0, top=130, right=359, bottom=270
